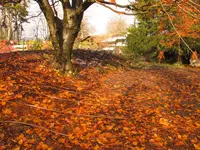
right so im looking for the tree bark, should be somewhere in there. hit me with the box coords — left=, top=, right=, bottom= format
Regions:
left=177, top=53, right=182, bottom=64
left=61, top=28, right=81, bottom=73
left=7, top=3, right=13, bottom=41
left=61, top=8, right=83, bottom=74
left=177, top=38, right=182, bottom=64
left=0, top=7, right=7, bottom=39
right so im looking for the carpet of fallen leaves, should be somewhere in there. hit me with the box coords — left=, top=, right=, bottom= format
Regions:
left=0, top=50, right=200, bottom=150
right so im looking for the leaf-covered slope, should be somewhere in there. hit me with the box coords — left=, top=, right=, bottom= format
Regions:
left=0, top=50, right=200, bottom=149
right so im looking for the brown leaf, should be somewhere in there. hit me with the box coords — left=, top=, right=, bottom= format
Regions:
left=0, top=146, right=6, bottom=150
left=175, top=141, right=185, bottom=146
left=0, top=133, right=5, bottom=139
left=64, top=141, right=72, bottom=148
left=97, top=134, right=108, bottom=144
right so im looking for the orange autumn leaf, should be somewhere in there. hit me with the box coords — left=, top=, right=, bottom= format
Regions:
left=12, top=147, right=20, bottom=150
left=97, top=134, right=108, bottom=144
left=18, top=139, right=23, bottom=145
left=159, top=118, right=170, bottom=126
left=26, top=129, right=32, bottom=134
left=41, top=143, right=48, bottom=150
left=58, top=138, right=65, bottom=144
left=37, top=142, right=48, bottom=150
left=104, top=132, right=114, bottom=139
left=0, top=146, right=6, bottom=150
left=106, top=125, right=114, bottom=130
left=0, top=101, right=6, bottom=106
left=94, top=145, right=100, bottom=150
left=0, top=133, right=4, bottom=139
left=133, top=141, right=138, bottom=146
left=3, top=108, right=12, bottom=115
left=110, top=0, right=116, bottom=4
left=194, top=143, right=200, bottom=150
left=64, top=141, right=72, bottom=148
left=175, top=140, right=185, bottom=146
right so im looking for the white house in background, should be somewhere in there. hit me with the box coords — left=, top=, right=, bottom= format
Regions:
left=100, top=35, right=126, bottom=53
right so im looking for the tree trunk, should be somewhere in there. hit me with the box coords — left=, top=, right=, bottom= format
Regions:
left=7, top=4, right=13, bottom=41
left=37, top=0, right=85, bottom=74
left=177, top=39, right=182, bottom=64
left=62, top=31, right=74, bottom=73
left=47, top=15, right=82, bottom=74
left=0, top=8, right=6, bottom=38
left=61, top=12, right=82, bottom=74
left=177, top=53, right=182, bottom=64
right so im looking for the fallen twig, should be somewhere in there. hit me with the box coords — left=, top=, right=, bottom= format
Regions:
left=0, top=120, right=69, bottom=137
left=17, top=102, right=128, bottom=120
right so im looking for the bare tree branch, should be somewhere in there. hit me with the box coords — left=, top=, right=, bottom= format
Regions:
left=188, top=0, right=200, bottom=8
left=95, top=1, right=140, bottom=16
left=61, top=0, right=71, bottom=9
left=51, top=0, right=59, bottom=17
left=159, top=0, right=194, bottom=54
left=82, top=0, right=95, bottom=11
left=95, top=0, right=170, bottom=16
left=26, top=11, right=42, bottom=20
left=177, top=4, right=199, bottom=19
left=96, top=0, right=139, bottom=11
left=187, top=2, right=200, bottom=14
left=82, top=0, right=137, bottom=12
left=0, top=0, right=21, bottom=5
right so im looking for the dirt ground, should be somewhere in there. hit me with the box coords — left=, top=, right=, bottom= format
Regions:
left=0, top=50, right=200, bottom=149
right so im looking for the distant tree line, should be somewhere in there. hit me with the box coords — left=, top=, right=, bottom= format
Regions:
left=0, top=1, right=28, bottom=41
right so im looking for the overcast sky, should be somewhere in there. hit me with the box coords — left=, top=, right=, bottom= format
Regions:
left=85, top=1, right=134, bottom=35
left=22, top=0, right=134, bottom=39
